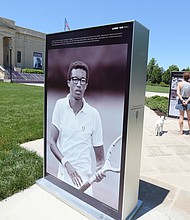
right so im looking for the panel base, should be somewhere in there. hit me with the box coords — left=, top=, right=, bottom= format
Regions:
left=37, top=178, right=143, bottom=220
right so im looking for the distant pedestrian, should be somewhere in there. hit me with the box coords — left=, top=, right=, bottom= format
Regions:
left=175, top=72, right=190, bottom=135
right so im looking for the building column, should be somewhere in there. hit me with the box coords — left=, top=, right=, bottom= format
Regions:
left=11, top=37, right=15, bottom=68
left=0, top=34, right=3, bottom=67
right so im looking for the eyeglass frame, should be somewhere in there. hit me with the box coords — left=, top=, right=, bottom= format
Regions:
left=70, top=77, right=88, bottom=85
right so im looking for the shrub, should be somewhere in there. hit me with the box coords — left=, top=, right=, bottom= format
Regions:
left=159, top=82, right=169, bottom=87
left=22, top=68, right=44, bottom=74
left=145, top=95, right=168, bottom=115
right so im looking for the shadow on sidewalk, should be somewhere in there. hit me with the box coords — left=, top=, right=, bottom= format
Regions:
left=132, top=180, right=170, bottom=219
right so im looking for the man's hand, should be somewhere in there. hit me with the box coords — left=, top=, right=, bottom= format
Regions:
left=95, top=164, right=106, bottom=182
left=94, top=145, right=105, bottom=182
left=65, top=162, right=83, bottom=187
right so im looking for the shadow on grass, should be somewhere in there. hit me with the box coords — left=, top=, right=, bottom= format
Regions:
left=132, top=180, right=170, bottom=219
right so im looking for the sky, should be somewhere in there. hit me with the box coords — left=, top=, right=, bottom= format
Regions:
left=1, top=0, right=190, bottom=70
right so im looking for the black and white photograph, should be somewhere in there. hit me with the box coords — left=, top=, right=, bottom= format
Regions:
left=45, top=43, right=128, bottom=213
left=33, top=52, right=42, bottom=69
left=44, top=22, right=133, bottom=220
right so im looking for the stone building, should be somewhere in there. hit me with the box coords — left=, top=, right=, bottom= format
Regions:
left=0, top=17, right=45, bottom=72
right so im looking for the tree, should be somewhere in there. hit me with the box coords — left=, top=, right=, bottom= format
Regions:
left=162, top=65, right=179, bottom=84
left=147, top=58, right=156, bottom=82
left=182, top=66, right=190, bottom=71
left=150, top=64, right=162, bottom=84
left=147, top=58, right=162, bottom=84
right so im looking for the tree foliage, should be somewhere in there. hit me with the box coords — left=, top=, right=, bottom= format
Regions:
left=147, top=58, right=162, bottom=84
left=182, top=66, right=190, bottom=71
left=162, top=65, right=179, bottom=84
left=147, top=58, right=156, bottom=82
left=146, top=58, right=188, bottom=85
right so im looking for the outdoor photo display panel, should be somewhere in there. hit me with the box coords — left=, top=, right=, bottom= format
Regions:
left=42, top=21, right=149, bottom=220
left=168, top=71, right=188, bottom=119
left=33, top=52, right=42, bottom=69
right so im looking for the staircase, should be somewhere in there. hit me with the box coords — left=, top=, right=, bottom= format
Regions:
left=0, top=66, right=44, bottom=83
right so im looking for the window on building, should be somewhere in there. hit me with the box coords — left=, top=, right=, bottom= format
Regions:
left=17, top=51, right=21, bottom=63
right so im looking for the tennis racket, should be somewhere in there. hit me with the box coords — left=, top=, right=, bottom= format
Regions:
left=80, top=135, right=122, bottom=192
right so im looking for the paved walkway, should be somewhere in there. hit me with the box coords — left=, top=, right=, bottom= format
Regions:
left=136, top=106, right=190, bottom=220
left=0, top=91, right=190, bottom=220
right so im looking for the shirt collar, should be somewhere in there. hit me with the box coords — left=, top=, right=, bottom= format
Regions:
left=66, top=94, right=88, bottom=114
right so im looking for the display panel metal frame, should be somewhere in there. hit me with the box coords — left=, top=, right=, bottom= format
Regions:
left=38, top=20, right=149, bottom=220
left=168, top=71, right=188, bottom=119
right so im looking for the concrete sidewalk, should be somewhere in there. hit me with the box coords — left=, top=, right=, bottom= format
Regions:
left=135, top=106, right=190, bottom=220
left=0, top=95, right=190, bottom=219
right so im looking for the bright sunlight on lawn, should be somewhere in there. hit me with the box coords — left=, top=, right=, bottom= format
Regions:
left=0, top=82, right=43, bottom=200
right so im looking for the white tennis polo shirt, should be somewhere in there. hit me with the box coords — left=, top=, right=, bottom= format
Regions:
left=52, top=94, right=103, bottom=181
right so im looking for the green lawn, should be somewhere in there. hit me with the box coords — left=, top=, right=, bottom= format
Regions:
left=146, top=85, right=169, bottom=93
left=0, top=82, right=43, bottom=200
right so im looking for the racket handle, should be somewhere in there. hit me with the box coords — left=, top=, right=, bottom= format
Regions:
left=80, top=182, right=91, bottom=192
left=79, top=175, right=96, bottom=192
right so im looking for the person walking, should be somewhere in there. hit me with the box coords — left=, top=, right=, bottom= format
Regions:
left=175, top=72, right=190, bottom=135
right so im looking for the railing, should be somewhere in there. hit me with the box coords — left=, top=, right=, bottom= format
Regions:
left=1, top=66, right=44, bottom=83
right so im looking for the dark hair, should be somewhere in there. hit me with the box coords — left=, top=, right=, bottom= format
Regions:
left=183, top=72, right=190, bottom=82
left=67, top=61, right=89, bottom=80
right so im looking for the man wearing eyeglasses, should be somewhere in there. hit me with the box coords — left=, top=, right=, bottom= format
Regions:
left=50, top=61, right=105, bottom=195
